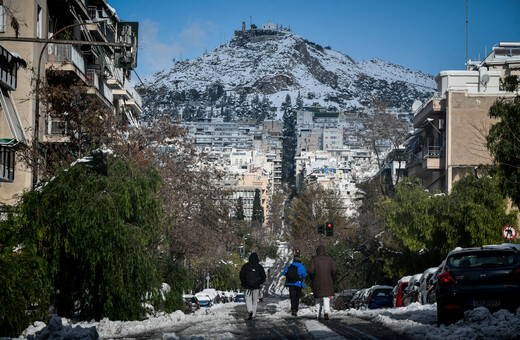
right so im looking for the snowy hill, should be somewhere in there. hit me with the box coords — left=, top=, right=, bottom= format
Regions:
left=139, top=28, right=436, bottom=121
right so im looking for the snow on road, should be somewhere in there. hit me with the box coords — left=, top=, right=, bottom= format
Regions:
left=16, top=297, right=520, bottom=340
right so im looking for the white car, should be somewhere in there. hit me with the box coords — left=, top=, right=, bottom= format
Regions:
left=201, top=288, right=219, bottom=304
left=195, top=293, right=212, bottom=307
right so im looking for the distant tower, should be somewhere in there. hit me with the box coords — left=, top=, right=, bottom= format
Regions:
left=242, top=21, right=245, bottom=32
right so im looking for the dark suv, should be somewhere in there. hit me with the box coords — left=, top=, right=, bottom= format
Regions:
left=436, top=244, right=520, bottom=325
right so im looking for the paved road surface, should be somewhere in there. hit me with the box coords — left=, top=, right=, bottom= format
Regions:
left=140, top=296, right=407, bottom=340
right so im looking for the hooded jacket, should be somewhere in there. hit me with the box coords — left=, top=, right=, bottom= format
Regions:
left=239, top=252, right=267, bottom=289
left=282, top=260, right=307, bottom=289
left=308, top=245, right=337, bottom=297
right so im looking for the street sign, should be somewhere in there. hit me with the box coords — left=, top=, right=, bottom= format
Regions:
left=502, top=226, right=517, bottom=240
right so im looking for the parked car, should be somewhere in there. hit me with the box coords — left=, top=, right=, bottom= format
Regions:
left=418, top=267, right=438, bottom=304
left=426, top=261, right=445, bottom=304
left=436, top=244, right=520, bottom=325
left=235, top=292, right=246, bottom=302
left=367, top=285, right=394, bottom=309
left=349, top=289, right=364, bottom=309
left=393, top=276, right=411, bottom=307
left=195, top=293, right=212, bottom=308
left=334, top=289, right=357, bottom=310
left=182, top=294, right=199, bottom=313
left=357, top=288, right=372, bottom=309
left=201, top=288, right=220, bottom=305
left=402, top=273, right=422, bottom=306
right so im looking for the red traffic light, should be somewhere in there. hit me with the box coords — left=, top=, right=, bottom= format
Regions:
left=326, top=222, right=333, bottom=236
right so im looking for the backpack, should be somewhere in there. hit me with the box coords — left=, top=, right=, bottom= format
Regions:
left=285, top=264, right=301, bottom=284
left=246, top=267, right=262, bottom=287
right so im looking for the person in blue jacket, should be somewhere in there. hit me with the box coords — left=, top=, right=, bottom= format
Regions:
left=282, top=253, right=307, bottom=316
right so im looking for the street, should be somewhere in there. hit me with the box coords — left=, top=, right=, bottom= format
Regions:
left=139, top=296, right=406, bottom=340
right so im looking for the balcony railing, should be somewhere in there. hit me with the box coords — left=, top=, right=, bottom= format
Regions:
left=47, top=44, right=86, bottom=76
left=424, top=146, right=441, bottom=159
left=123, top=82, right=142, bottom=107
left=87, top=69, right=113, bottom=103
left=107, top=66, right=124, bottom=87
left=413, top=92, right=444, bottom=116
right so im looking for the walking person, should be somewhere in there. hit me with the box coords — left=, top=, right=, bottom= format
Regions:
left=308, top=244, right=337, bottom=320
left=282, top=253, right=307, bottom=316
left=239, top=252, right=266, bottom=320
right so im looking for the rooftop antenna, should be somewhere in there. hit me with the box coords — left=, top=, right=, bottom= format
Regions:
left=466, top=0, right=469, bottom=65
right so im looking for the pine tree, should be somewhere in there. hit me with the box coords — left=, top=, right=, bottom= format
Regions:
left=486, top=95, right=520, bottom=206
left=282, top=94, right=297, bottom=190
left=236, top=196, right=245, bottom=220
left=296, top=91, right=304, bottom=110
left=252, top=189, right=264, bottom=223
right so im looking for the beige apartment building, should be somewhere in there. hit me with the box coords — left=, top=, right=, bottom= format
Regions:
left=0, top=0, right=141, bottom=205
left=408, top=42, right=520, bottom=193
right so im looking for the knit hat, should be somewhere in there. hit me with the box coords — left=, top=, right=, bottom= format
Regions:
left=293, top=254, right=301, bottom=261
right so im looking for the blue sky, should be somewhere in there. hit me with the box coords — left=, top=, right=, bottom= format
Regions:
left=107, top=0, right=520, bottom=79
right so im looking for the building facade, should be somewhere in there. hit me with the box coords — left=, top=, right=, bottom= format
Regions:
left=0, top=0, right=141, bottom=204
left=407, top=42, right=520, bottom=193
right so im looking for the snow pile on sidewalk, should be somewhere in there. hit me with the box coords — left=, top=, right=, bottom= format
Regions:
left=340, top=302, right=520, bottom=340
left=16, top=304, right=237, bottom=340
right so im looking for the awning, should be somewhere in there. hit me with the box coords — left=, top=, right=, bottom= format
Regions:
left=0, top=86, right=27, bottom=145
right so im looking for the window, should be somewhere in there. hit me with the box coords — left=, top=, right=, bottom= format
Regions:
left=0, top=6, right=5, bottom=33
left=37, top=5, right=43, bottom=38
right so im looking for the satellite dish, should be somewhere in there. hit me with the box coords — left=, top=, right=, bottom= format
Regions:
left=480, top=73, right=490, bottom=86
left=412, top=100, right=422, bottom=114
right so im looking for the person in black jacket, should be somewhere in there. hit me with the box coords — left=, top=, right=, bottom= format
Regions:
left=239, top=252, right=266, bottom=320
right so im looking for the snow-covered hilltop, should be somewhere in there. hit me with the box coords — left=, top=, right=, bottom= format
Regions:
left=139, top=24, right=436, bottom=121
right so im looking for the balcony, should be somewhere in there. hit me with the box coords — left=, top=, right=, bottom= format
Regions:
left=44, top=115, right=70, bottom=143
left=423, top=146, right=444, bottom=170
left=106, top=67, right=124, bottom=89
left=413, top=92, right=445, bottom=128
left=86, top=69, right=113, bottom=106
left=47, top=44, right=87, bottom=81
left=112, top=81, right=142, bottom=114
left=86, top=20, right=116, bottom=44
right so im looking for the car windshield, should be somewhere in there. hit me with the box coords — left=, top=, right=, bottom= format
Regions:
left=448, top=251, right=518, bottom=269
left=373, top=289, right=392, bottom=297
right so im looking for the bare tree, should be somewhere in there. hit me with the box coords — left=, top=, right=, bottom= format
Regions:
left=359, top=96, right=410, bottom=192
left=288, top=183, right=346, bottom=258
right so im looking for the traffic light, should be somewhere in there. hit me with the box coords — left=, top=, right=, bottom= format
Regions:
left=296, top=249, right=300, bottom=255
left=318, top=224, right=325, bottom=235
left=326, top=222, right=334, bottom=236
